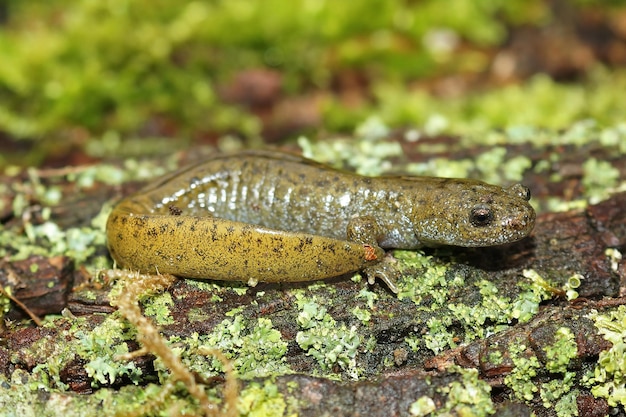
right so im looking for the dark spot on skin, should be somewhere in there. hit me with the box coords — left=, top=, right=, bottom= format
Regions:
left=509, top=218, right=523, bottom=230
left=470, top=205, right=493, bottom=227
left=294, top=239, right=306, bottom=252
left=169, top=205, right=183, bottom=216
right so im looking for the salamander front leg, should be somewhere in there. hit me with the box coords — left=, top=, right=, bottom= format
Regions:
left=361, top=256, right=400, bottom=293
left=347, top=215, right=400, bottom=293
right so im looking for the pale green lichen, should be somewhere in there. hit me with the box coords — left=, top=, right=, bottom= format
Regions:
left=504, top=327, right=578, bottom=411
left=605, top=248, right=622, bottom=273
left=563, top=274, right=582, bottom=301
left=176, top=315, right=289, bottom=380
left=395, top=250, right=464, bottom=309
left=587, top=305, right=626, bottom=407
left=185, top=279, right=227, bottom=302
left=582, top=158, right=621, bottom=204
left=540, top=373, right=576, bottom=410
left=187, top=307, right=212, bottom=323
left=405, top=335, right=421, bottom=353
left=356, top=286, right=379, bottom=309
left=351, top=306, right=371, bottom=324
left=514, top=269, right=559, bottom=322
left=409, top=396, right=437, bottom=416
left=434, top=366, right=495, bottom=417
left=392, top=254, right=560, bottom=354
left=487, top=350, right=503, bottom=366
left=0, top=201, right=109, bottom=274
left=423, top=316, right=457, bottom=354
left=298, top=116, right=403, bottom=176
left=80, top=317, right=143, bottom=386
left=404, top=263, right=556, bottom=353
left=554, top=389, right=580, bottom=417
left=25, top=314, right=142, bottom=391
left=238, top=380, right=287, bottom=417
left=0, top=370, right=222, bottom=417
left=294, top=295, right=361, bottom=379
left=504, top=339, right=541, bottom=401
left=544, top=327, right=577, bottom=374
left=406, top=157, right=474, bottom=179
left=142, top=292, right=175, bottom=326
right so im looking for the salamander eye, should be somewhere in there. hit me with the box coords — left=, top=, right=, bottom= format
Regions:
left=470, top=205, right=493, bottom=227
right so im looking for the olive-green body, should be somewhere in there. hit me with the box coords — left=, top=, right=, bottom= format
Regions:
left=106, top=150, right=535, bottom=287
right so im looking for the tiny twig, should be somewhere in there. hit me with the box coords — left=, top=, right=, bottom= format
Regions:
left=0, top=286, right=43, bottom=326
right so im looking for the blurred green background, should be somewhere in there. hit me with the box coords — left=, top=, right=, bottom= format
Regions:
left=1, top=0, right=625, bottom=167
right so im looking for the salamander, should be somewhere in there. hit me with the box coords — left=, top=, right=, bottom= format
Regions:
left=106, top=150, right=536, bottom=292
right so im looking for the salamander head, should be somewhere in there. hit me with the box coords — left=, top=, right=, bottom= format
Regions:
left=415, top=180, right=536, bottom=247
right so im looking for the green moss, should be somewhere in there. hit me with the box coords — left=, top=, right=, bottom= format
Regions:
left=375, top=71, right=626, bottom=136
left=0, top=0, right=562, bottom=166
left=587, top=305, right=626, bottom=407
